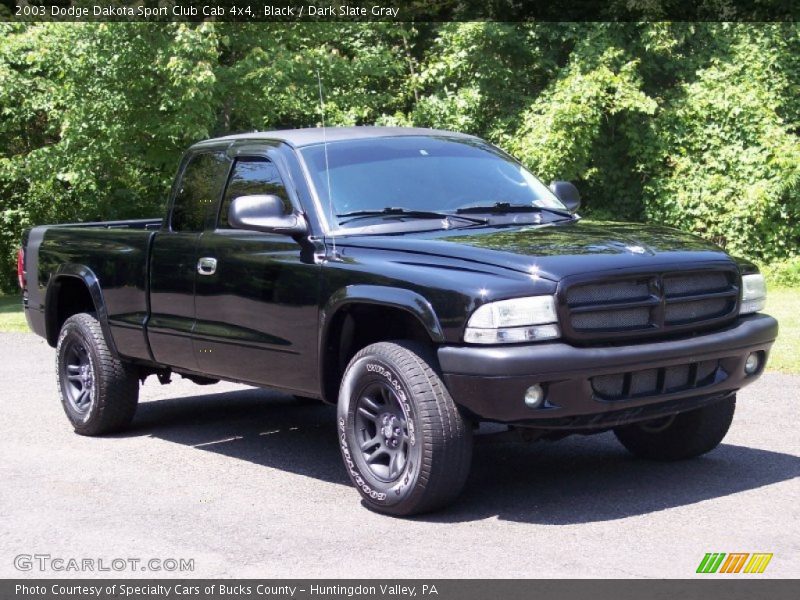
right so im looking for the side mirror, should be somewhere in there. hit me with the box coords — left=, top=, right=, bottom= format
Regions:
left=228, top=195, right=307, bottom=236
left=549, top=181, right=581, bottom=213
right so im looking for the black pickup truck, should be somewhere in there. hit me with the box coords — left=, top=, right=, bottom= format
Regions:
left=19, top=127, right=778, bottom=515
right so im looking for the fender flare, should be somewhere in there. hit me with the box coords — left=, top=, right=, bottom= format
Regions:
left=318, top=285, right=445, bottom=402
left=321, top=285, right=445, bottom=344
left=44, top=264, right=118, bottom=355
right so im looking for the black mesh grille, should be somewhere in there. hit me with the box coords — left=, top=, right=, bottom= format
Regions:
left=572, top=308, right=650, bottom=330
left=630, top=369, right=658, bottom=395
left=665, top=298, right=729, bottom=324
left=567, top=280, right=650, bottom=305
left=561, top=268, right=738, bottom=342
left=592, top=374, right=624, bottom=398
left=663, top=272, right=729, bottom=296
left=664, top=364, right=690, bottom=390
left=591, top=360, right=721, bottom=400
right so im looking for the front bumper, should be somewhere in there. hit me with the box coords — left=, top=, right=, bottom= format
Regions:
left=438, top=314, right=778, bottom=429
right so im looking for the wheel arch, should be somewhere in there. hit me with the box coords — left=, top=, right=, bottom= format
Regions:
left=319, top=285, right=445, bottom=404
left=45, top=264, right=117, bottom=355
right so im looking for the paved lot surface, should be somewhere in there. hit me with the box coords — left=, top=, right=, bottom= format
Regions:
left=1, top=332, right=798, bottom=579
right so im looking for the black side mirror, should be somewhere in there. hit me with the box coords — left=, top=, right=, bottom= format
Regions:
left=549, top=181, right=581, bottom=213
left=228, top=195, right=307, bottom=236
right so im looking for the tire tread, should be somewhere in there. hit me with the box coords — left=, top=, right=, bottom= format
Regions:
left=343, top=341, right=472, bottom=515
left=57, top=313, right=139, bottom=436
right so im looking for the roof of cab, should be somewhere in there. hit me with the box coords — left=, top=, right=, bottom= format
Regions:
left=191, top=126, right=477, bottom=149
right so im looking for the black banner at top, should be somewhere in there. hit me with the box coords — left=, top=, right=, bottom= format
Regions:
left=2, top=0, right=799, bottom=22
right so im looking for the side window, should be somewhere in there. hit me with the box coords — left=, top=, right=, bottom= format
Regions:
left=219, top=158, right=291, bottom=229
left=171, top=151, right=230, bottom=232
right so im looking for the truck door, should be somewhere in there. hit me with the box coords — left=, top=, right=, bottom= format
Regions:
left=193, top=154, right=320, bottom=395
left=148, top=149, right=231, bottom=370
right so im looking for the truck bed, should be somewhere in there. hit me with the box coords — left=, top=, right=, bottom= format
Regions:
left=24, top=218, right=162, bottom=361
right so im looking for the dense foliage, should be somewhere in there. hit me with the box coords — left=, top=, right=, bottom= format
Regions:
left=0, top=22, right=798, bottom=291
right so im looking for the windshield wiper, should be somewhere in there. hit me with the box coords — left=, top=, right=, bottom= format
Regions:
left=456, top=202, right=573, bottom=219
left=337, top=207, right=487, bottom=225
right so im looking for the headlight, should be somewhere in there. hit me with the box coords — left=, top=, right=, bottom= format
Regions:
left=464, top=296, right=560, bottom=344
left=740, top=273, right=767, bottom=315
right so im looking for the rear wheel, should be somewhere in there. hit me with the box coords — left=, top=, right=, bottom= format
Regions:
left=614, top=396, right=736, bottom=461
left=56, top=313, right=139, bottom=436
left=337, top=341, right=473, bottom=516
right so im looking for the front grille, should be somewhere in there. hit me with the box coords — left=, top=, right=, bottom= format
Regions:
left=566, top=280, right=650, bottom=304
left=571, top=308, right=651, bottom=329
left=592, top=360, right=721, bottom=400
left=662, top=272, right=729, bottom=296
left=560, top=268, right=739, bottom=343
left=665, top=298, right=729, bottom=324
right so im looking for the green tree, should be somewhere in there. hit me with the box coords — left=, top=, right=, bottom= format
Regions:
left=1, top=22, right=798, bottom=291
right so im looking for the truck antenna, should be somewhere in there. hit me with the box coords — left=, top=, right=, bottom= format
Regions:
left=317, top=70, right=336, bottom=258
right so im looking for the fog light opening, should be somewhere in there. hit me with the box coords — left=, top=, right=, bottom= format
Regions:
left=524, top=384, right=545, bottom=408
left=744, top=352, right=761, bottom=375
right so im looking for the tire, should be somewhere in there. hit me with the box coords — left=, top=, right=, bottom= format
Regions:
left=337, top=341, right=473, bottom=516
left=614, top=396, right=736, bottom=461
left=56, top=313, right=139, bottom=436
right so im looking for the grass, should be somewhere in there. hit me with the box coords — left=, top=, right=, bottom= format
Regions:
left=0, top=287, right=798, bottom=372
left=0, top=295, right=28, bottom=332
left=764, top=287, right=800, bottom=374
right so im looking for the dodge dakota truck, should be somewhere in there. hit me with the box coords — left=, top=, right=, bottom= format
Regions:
left=19, top=127, right=778, bottom=515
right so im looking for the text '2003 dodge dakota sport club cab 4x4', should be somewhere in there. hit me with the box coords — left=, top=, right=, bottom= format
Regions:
left=20, top=127, right=778, bottom=515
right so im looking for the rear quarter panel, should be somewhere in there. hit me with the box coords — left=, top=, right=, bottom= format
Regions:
left=32, top=224, right=157, bottom=361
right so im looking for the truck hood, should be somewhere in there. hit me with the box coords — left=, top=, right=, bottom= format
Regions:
left=337, top=220, right=735, bottom=281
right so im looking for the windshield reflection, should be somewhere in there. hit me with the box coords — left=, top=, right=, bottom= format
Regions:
left=299, top=136, right=565, bottom=230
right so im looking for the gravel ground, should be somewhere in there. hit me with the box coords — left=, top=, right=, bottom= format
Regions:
left=0, top=332, right=797, bottom=579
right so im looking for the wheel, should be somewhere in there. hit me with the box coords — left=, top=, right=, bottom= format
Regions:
left=614, top=396, right=736, bottom=461
left=337, top=341, right=473, bottom=516
left=56, top=313, right=139, bottom=436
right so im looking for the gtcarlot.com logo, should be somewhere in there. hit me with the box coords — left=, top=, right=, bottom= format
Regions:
left=697, top=552, right=773, bottom=574
left=14, top=554, right=194, bottom=573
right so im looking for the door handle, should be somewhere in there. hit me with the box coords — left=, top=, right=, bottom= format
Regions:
left=197, top=257, right=217, bottom=275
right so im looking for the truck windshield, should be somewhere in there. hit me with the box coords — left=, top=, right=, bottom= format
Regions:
left=298, top=136, right=566, bottom=229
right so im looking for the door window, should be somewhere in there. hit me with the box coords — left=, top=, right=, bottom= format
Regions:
left=219, top=159, right=291, bottom=229
left=171, top=151, right=230, bottom=232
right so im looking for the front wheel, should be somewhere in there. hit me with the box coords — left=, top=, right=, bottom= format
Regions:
left=614, top=395, right=736, bottom=461
left=337, top=341, right=473, bottom=516
left=56, top=313, right=139, bottom=436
